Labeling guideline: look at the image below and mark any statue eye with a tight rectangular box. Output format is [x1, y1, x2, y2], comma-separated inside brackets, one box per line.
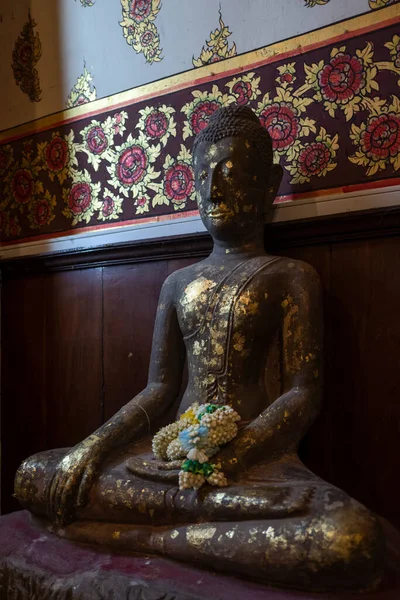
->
[198, 170, 208, 181]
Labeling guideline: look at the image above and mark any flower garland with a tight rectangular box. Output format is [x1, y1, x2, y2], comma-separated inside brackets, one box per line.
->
[152, 403, 240, 490]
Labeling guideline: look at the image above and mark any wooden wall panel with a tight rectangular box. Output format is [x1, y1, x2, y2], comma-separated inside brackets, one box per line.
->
[328, 238, 400, 525]
[167, 257, 199, 276]
[2, 276, 48, 514]
[103, 262, 168, 421]
[44, 269, 103, 450]
[1, 269, 103, 514]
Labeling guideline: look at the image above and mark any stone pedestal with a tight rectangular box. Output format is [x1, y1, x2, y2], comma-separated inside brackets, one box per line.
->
[0, 511, 399, 600]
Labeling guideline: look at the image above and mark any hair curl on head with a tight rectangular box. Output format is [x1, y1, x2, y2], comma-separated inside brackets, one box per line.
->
[193, 104, 273, 167]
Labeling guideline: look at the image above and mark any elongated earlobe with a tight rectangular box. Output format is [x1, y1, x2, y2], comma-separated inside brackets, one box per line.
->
[265, 163, 283, 210]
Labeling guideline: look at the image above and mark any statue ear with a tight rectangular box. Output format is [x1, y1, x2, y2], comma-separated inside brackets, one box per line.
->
[265, 164, 283, 209]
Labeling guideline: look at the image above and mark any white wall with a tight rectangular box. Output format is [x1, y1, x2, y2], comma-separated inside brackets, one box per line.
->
[0, 0, 382, 131]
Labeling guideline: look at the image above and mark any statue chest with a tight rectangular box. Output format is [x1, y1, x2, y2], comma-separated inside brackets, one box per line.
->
[177, 258, 282, 386]
[177, 278, 266, 341]
[177, 257, 281, 337]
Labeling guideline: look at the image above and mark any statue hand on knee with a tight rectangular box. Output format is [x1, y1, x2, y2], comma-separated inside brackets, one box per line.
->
[48, 437, 105, 525]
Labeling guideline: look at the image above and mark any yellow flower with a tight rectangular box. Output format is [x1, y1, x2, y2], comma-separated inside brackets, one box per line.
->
[180, 406, 198, 424]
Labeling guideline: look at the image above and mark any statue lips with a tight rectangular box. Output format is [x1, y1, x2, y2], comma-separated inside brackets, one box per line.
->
[206, 209, 235, 219]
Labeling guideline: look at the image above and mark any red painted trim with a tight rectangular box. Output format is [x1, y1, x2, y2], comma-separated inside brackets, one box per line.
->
[0, 210, 200, 247]
[1, 14, 398, 144]
[275, 177, 400, 203]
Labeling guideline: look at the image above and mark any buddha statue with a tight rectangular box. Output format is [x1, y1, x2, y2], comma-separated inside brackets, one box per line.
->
[15, 105, 386, 592]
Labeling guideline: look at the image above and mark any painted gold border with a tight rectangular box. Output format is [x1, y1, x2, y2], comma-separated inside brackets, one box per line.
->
[1, 5, 399, 143]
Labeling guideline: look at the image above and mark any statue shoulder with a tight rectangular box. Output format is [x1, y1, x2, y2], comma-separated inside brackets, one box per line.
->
[272, 256, 321, 291]
[270, 256, 317, 276]
[160, 262, 204, 298]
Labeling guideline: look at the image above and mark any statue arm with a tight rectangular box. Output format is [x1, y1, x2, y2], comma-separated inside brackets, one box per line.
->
[49, 273, 186, 523]
[217, 262, 323, 475]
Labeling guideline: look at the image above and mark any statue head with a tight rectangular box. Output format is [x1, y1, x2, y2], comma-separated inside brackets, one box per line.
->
[193, 104, 282, 241]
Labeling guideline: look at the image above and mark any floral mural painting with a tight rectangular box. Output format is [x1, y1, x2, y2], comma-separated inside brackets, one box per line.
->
[136, 105, 177, 147]
[120, 0, 162, 64]
[1, 15, 400, 243]
[37, 132, 78, 186]
[107, 131, 161, 212]
[225, 72, 261, 105]
[300, 44, 379, 121]
[350, 96, 400, 176]
[77, 0, 95, 6]
[181, 85, 233, 139]
[11, 13, 42, 102]
[62, 170, 101, 225]
[66, 66, 97, 108]
[151, 145, 195, 211]
[193, 10, 237, 67]
[251, 37, 400, 185]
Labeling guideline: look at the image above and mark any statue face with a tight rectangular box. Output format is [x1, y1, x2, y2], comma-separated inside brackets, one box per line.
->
[193, 137, 270, 240]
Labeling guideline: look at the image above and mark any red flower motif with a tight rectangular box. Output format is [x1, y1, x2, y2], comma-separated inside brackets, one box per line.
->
[297, 143, 331, 178]
[16, 41, 34, 66]
[12, 169, 34, 204]
[102, 196, 114, 217]
[209, 53, 223, 64]
[395, 42, 400, 69]
[144, 46, 158, 61]
[164, 162, 194, 203]
[361, 112, 400, 161]
[145, 110, 168, 139]
[140, 29, 155, 47]
[259, 103, 299, 151]
[86, 126, 108, 155]
[68, 182, 92, 214]
[129, 0, 151, 23]
[9, 216, 21, 237]
[280, 73, 294, 84]
[32, 199, 51, 227]
[75, 94, 90, 106]
[232, 81, 252, 105]
[318, 53, 365, 104]
[136, 197, 147, 207]
[22, 140, 34, 157]
[46, 136, 68, 173]
[191, 101, 220, 135]
[117, 146, 147, 186]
